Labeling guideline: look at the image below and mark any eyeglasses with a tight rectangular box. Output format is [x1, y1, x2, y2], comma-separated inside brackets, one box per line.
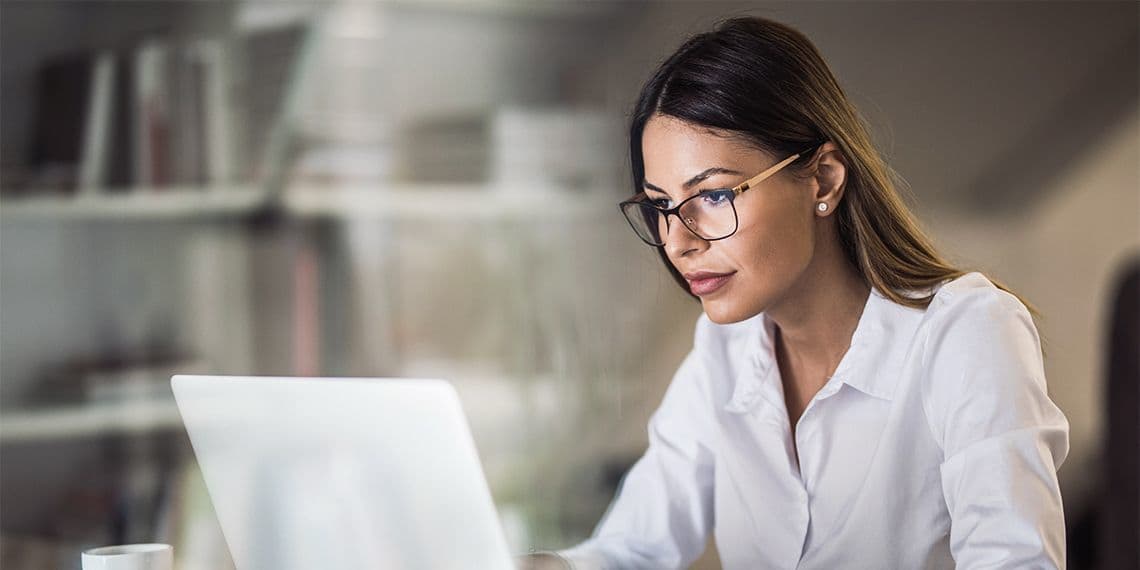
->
[619, 143, 822, 247]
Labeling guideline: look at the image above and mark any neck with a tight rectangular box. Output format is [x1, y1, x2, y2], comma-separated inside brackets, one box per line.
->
[766, 239, 871, 377]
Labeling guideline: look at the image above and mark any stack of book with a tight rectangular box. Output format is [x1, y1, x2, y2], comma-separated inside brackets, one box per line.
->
[23, 36, 244, 196]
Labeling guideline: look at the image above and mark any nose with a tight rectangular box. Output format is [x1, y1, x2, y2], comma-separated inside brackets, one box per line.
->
[662, 212, 706, 259]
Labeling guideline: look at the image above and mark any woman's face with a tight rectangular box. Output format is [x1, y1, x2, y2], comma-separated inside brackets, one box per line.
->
[640, 114, 819, 324]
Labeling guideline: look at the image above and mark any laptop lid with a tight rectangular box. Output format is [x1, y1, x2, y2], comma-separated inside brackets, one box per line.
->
[171, 375, 515, 570]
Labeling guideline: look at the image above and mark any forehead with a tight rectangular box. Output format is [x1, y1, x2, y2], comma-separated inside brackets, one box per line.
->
[641, 116, 760, 181]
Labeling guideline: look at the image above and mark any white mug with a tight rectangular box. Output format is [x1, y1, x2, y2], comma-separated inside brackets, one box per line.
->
[81, 543, 173, 570]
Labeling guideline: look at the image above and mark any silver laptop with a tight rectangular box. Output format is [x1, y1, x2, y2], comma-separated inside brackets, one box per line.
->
[171, 375, 516, 570]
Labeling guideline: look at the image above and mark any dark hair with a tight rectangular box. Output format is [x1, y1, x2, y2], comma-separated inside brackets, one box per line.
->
[628, 16, 1040, 321]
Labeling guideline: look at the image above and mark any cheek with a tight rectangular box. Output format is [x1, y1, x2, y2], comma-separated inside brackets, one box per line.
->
[728, 209, 810, 275]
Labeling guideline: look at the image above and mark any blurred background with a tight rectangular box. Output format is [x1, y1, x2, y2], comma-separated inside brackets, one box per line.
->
[0, 1, 1136, 569]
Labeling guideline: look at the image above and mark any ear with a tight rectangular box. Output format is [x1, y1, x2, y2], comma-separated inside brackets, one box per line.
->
[810, 141, 847, 216]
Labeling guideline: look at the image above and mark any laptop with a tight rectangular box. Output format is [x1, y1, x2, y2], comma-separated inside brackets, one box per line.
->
[171, 375, 516, 570]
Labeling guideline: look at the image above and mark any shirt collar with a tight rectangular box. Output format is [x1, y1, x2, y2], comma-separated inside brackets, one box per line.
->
[724, 285, 902, 414]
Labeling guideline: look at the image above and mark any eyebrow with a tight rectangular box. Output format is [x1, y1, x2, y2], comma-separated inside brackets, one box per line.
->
[643, 167, 744, 196]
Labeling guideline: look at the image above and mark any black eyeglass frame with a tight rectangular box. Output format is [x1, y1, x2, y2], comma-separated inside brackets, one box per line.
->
[619, 141, 826, 247]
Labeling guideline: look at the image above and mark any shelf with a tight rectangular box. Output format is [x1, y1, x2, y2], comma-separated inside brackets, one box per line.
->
[0, 187, 270, 222]
[0, 184, 626, 222]
[0, 399, 183, 443]
[283, 184, 622, 221]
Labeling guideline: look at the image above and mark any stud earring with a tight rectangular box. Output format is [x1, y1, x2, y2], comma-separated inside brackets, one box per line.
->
[817, 202, 829, 212]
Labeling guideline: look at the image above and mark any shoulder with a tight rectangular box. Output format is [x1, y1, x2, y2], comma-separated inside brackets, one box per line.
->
[918, 272, 1054, 451]
[924, 271, 1030, 323]
[920, 271, 1042, 373]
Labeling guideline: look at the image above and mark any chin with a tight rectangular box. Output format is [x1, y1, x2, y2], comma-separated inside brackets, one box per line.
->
[700, 300, 758, 325]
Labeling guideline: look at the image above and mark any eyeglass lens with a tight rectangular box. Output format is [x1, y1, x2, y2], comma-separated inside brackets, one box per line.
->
[623, 190, 737, 245]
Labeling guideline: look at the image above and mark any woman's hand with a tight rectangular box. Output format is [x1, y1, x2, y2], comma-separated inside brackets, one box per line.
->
[515, 552, 572, 569]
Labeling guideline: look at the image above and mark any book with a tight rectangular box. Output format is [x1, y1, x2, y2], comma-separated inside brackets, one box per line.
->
[77, 51, 116, 195]
[133, 40, 173, 189]
[171, 41, 209, 186]
[28, 52, 94, 193]
[105, 47, 136, 191]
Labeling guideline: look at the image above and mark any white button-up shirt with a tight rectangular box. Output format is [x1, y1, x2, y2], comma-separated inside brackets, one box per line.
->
[558, 272, 1069, 569]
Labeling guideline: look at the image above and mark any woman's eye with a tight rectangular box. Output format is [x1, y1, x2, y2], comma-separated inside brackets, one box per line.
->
[651, 198, 671, 209]
[700, 190, 732, 206]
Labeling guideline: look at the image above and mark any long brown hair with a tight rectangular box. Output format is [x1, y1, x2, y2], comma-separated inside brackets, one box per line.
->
[628, 15, 1042, 323]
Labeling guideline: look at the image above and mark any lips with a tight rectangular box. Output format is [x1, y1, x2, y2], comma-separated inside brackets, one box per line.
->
[683, 271, 736, 296]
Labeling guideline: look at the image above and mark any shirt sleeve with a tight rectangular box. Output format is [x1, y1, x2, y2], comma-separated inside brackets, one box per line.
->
[556, 316, 717, 569]
[923, 289, 1070, 569]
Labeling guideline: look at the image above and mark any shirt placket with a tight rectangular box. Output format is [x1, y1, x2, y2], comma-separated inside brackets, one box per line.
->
[790, 375, 846, 565]
[751, 352, 823, 570]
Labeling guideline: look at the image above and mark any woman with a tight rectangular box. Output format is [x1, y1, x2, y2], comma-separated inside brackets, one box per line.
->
[523, 15, 1068, 570]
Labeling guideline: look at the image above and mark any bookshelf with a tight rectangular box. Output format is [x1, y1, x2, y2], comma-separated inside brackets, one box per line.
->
[1, 2, 634, 565]
[0, 4, 311, 566]
[0, 3, 316, 221]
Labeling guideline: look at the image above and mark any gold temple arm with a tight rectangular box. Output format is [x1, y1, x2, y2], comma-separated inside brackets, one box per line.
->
[732, 151, 804, 195]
